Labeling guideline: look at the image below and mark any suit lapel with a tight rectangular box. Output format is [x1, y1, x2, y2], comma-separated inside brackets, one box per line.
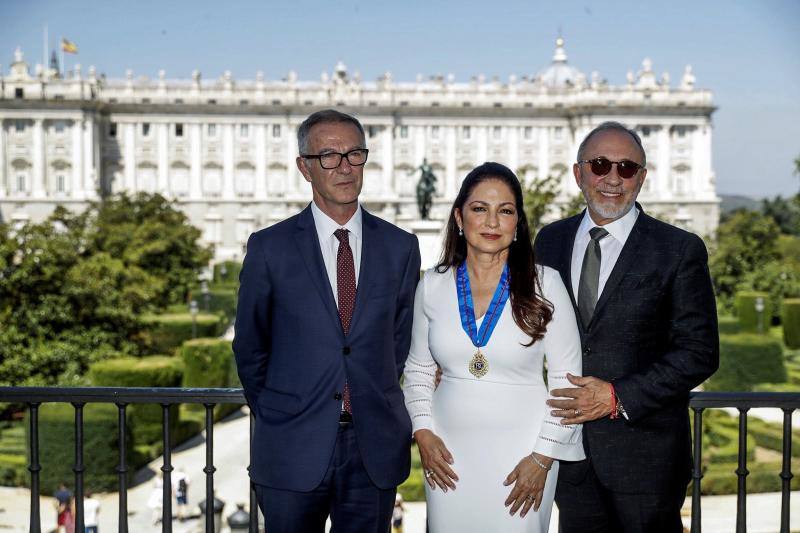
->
[591, 210, 650, 323]
[348, 208, 377, 336]
[559, 215, 582, 308]
[293, 206, 342, 331]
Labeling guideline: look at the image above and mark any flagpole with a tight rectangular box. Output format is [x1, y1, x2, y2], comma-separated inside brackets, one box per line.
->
[43, 24, 48, 73]
[60, 36, 65, 77]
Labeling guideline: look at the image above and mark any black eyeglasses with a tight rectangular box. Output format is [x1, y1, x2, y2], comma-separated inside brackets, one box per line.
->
[301, 149, 369, 170]
[578, 157, 644, 179]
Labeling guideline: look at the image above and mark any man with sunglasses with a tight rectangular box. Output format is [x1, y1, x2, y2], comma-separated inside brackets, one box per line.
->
[534, 122, 718, 532]
[234, 109, 421, 532]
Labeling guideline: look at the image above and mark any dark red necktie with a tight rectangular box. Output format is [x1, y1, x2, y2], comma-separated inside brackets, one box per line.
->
[334, 229, 355, 414]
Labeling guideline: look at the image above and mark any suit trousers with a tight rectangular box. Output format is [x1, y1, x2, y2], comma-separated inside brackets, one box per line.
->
[255, 423, 396, 533]
[555, 459, 686, 533]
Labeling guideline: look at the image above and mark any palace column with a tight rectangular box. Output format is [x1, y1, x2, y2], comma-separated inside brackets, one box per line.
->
[189, 123, 202, 199]
[657, 125, 671, 197]
[32, 118, 46, 197]
[0, 120, 6, 197]
[255, 123, 267, 199]
[124, 122, 136, 192]
[445, 125, 456, 196]
[222, 123, 235, 199]
[158, 122, 169, 196]
[381, 124, 393, 196]
[72, 118, 85, 198]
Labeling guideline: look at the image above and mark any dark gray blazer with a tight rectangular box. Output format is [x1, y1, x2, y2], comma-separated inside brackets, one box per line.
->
[534, 206, 719, 495]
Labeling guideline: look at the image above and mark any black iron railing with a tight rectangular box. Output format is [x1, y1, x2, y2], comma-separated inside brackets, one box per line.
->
[0, 388, 797, 533]
[0, 387, 251, 533]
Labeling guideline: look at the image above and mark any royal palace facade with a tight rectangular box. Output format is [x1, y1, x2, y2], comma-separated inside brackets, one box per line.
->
[0, 39, 718, 266]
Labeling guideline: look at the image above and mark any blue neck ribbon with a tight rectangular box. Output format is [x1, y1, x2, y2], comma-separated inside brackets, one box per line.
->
[456, 262, 511, 348]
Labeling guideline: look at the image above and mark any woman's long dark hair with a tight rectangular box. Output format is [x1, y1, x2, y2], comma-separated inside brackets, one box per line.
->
[435, 162, 553, 345]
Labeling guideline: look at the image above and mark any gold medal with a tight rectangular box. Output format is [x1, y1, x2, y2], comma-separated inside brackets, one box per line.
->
[469, 349, 489, 378]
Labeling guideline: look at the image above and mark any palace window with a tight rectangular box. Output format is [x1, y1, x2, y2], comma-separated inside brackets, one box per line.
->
[462, 126, 471, 140]
[240, 124, 249, 138]
[54, 121, 66, 134]
[431, 126, 440, 139]
[175, 123, 184, 137]
[14, 120, 26, 132]
[207, 124, 217, 137]
[142, 123, 151, 137]
[56, 175, 66, 193]
[15, 88, 24, 99]
[640, 126, 651, 137]
[16, 174, 26, 192]
[367, 126, 378, 138]
[524, 126, 533, 140]
[493, 126, 502, 140]
[399, 126, 409, 139]
[554, 127, 564, 140]
[272, 124, 281, 138]
[108, 123, 117, 138]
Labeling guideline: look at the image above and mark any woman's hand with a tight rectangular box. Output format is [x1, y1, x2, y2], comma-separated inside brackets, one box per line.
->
[503, 453, 553, 517]
[414, 429, 458, 492]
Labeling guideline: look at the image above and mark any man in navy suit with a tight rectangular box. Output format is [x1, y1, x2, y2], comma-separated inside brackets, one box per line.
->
[535, 122, 718, 532]
[233, 109, 421, 532]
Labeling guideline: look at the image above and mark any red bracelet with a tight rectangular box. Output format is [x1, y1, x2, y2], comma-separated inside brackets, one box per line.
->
[609, 383, 618, 419]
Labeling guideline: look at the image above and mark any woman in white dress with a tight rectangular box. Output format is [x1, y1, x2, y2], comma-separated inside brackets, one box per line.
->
[403, 162, 584, 532]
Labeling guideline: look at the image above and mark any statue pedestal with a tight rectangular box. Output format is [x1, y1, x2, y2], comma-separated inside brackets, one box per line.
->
[408, 219, 446, 270]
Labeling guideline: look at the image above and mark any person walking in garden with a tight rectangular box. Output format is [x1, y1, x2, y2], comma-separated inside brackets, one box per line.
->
[234, 109, 420, 533]
[535, 121, 719, 532]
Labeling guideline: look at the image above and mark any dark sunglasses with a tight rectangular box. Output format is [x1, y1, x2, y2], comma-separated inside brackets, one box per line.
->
[578, 157, 644, 179]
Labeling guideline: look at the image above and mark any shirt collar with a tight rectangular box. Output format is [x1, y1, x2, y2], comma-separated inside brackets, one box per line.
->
[577, 205, 639, 243]
[311, 201, 363, 240]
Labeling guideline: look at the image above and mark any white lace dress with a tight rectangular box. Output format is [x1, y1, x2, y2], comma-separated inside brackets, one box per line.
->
[403, 266, 585, 532]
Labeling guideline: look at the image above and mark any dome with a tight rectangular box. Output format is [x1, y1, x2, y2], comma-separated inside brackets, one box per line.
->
[536, 37, 585, 89]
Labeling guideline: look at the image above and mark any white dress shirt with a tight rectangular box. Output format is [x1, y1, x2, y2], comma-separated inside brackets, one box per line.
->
[311, 201, 362, 305]
[570, 206, 640, 300]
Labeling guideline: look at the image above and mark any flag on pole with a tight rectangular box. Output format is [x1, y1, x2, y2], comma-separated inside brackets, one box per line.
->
[61, 38, 78, 54]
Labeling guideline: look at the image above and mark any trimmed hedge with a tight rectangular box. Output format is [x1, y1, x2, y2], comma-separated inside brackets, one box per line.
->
[206, 287, 238, 322]
[399, 444, 426, 501]
[179, 338, 239, 419]
[213, 261, 242, 286]
[29, 403, 132, 493]
[704, 334, 786, 392]
[717, 316, 741, 335]
[699, 460, 800, 495]
[735, 291, 772, 333]
[783, 298, 800, 348]
[141, 313, 226, 355]
[89, 356, 184, 444]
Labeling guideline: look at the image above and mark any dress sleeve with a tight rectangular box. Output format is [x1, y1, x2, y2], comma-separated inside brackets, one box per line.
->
[402, 271, 438, 433]
[532, 267, 586, 461]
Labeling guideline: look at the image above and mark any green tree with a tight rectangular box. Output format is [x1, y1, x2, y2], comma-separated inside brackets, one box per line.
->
[560, 192, 586, 218]
[709, 210, 781, 312]
[85, 193, 212, 307]
[0, 193, 212, 386]
[522, 174, 560, 237]
[761, 195, 800, 236]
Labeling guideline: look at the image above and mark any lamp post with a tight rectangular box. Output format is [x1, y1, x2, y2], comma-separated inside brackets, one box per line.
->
[190, 300, 198, 339]
[755, 296, 765, 334]
[201, 280, 210, 312]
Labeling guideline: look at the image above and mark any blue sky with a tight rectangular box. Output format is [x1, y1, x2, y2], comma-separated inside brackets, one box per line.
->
[2, 0, 798, 198]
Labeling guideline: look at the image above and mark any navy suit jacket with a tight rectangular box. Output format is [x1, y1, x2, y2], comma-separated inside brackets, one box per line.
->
[233, 205, 421, 491]
[534, 207, 719, 495]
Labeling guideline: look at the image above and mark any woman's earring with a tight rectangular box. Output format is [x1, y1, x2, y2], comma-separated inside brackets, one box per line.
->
[513, 230, 518, 242]
[458, 227, 463, 236]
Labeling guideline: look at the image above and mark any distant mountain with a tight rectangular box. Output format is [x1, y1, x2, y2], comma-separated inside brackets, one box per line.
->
[719, 194, 760, 214]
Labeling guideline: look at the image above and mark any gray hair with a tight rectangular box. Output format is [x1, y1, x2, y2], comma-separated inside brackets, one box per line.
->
[297, 109, 366, 155]
[576, 121, 646, 166]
